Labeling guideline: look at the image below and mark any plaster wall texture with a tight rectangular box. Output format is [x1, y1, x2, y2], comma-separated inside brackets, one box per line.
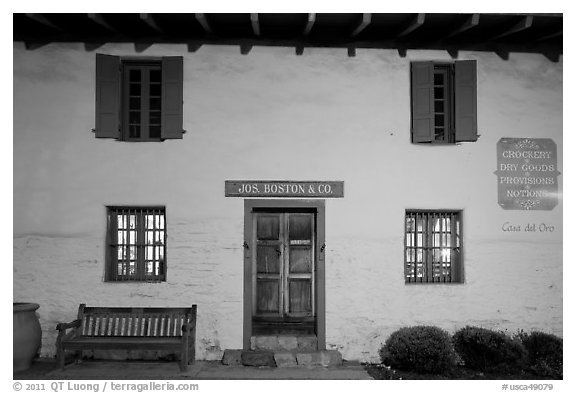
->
[13, 43, 562, 361]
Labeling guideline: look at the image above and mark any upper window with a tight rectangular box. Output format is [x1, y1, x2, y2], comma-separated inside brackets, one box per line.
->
[410, 60, 478, 144]
[95, 54, 184, 141]
[106, 206, 167, 282]
[404, 210, 463, 283]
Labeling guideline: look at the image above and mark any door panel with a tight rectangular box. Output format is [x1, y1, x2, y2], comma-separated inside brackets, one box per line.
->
[254, 211, 315, 320]
[256, 245, 281, 273]
[257, 215, 280, 240]
[289, 279, 312, 313]
[289, 247, 312, 273]
[256, 280, 280, 313]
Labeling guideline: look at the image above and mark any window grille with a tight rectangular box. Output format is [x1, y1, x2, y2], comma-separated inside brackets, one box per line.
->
[405, 210, 462, 283]
[106, 206, 166, 282]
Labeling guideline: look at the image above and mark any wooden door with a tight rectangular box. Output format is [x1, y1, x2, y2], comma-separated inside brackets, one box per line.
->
[253, 212, 315, 320]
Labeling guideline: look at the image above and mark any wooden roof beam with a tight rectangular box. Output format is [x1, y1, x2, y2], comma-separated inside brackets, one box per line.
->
[251, 13, 260, 37]
[492, 15, 533, 40]
[535, 29, 562, 42]
[25, 14, 64, 32]
[195, 13, 213, 35]
[303, 13, 316, 36]
[351, 13, 371, 37]
[397, 13, 425, 37]
[445, 14, 480, 39]
[88, 14, 118, 33]
[140, 14, 164, 34]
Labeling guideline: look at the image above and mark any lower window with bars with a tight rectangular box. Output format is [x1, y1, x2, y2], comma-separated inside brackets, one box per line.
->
[106, 206, 167, 282]
[405, 210, 463, 283]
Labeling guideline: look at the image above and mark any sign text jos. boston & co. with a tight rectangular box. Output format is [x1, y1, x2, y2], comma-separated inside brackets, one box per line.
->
[494, 138, 560, 210]
[225, 181, 344, 198]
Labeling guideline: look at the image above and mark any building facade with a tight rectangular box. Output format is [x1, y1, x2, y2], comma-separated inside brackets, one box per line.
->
[13, 14, 562, 362]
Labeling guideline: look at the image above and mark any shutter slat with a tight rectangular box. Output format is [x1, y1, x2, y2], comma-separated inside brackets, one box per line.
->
[161, 56, 184, 139]
[95, 54, 121, 139]
[454, 60, 478, 142]
[411, 62, 434, 143]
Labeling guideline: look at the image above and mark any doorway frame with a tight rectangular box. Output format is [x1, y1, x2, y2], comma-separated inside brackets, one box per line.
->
[243, 199, 326, 350]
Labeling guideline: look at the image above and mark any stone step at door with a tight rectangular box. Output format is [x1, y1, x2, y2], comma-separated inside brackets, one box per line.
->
[221, 349, 343, 368]
[250, 335, 318, 351]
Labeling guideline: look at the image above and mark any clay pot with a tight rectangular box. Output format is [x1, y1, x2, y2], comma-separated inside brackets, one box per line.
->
[13, 303, 42, 372]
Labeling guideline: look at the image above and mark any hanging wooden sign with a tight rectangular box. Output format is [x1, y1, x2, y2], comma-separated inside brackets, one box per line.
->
[225, 180, 344, 198]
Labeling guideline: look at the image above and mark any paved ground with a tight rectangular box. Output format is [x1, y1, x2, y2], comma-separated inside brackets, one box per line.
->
[14, 359, 373, 380]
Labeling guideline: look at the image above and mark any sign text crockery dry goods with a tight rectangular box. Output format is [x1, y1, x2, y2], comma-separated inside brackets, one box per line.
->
[225, 181, 344, 198]
[494, 138, 560, 210]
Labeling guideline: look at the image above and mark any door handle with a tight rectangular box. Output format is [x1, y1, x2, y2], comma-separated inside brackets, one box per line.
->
[275, 248, 282, 256]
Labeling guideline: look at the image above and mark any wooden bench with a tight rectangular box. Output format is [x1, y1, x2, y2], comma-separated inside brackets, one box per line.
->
[56, 304, 197, 371]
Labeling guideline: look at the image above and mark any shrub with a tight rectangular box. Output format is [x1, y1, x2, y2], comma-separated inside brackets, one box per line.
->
[379, 326, 457, 374]
[518, 331, 563, 379]
[453, 326, 527, 372]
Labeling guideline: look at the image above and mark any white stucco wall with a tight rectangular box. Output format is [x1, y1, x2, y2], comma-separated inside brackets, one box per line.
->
[13, 42, 562, 361]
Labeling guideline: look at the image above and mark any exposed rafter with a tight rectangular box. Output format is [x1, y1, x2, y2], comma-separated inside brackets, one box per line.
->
[303, 13, 316, 36]
[140, 14, 163, 34]
[13, 13, 562, 62]
[351, 13, 371, 37]
[445, 14, 480, 39]
[25, 14, 63, 32]
[492, 15, 533, 40]
[535, 29, 562, 42]
[195, 13, 213, 35]
[251, 13, 260, 37]
[88, 14, 118, 33]
[397, 13, 425, 37]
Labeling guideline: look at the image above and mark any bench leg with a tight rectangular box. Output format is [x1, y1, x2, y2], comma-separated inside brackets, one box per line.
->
[57, 348, 65, 370]
[180, 350, 188, 372]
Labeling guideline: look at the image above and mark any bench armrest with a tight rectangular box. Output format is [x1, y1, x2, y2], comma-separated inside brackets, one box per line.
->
[56, 319, 81, 332]
[181, 322, 196, 334]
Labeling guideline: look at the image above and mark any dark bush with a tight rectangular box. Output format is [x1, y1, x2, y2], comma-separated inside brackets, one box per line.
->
[379, 326, 457, 374]
[453, 326, 527, 372]
[518, 331, 562, 379]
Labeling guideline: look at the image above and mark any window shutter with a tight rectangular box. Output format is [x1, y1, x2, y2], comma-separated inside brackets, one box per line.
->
[454, 60, 478, 142]
[105, 209, 118, 281]
[95, 54, 121, 139]
[161, 56, 184, 139]
[410, 62, 434, 143]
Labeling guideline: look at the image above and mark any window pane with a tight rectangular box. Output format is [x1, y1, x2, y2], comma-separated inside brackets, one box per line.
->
[149, 111, 161, 125]
[150, 69, 161, 83]
[434, 87, 444, 99]
[130, 83, 141, 96]
[434, 100, 444, 113]
[150, 83, 161, 96]
[129, 125, 140, 138]
[435, 114, 444, 127]
[435, 128, 445, 140]
[129, 69, 141, 82]
[129, 97, 141, 110]
[129, 111, 140, 124]
[150, 97, 161, 111]
[129, 230, 137, 244]
[149, 126, 161, 139]
[434, 73, 444, 86]
[117, 215, 125, 229]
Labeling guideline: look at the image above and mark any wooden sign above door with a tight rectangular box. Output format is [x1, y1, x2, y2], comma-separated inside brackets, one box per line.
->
[225, 181, 344, 198]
